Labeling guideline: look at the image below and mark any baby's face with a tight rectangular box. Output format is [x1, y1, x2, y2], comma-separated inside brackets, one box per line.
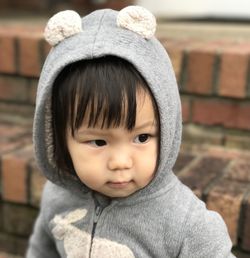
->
[66, 91, 158, 198]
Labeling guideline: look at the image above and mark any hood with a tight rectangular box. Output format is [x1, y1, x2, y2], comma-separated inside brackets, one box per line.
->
[33, 6, 182, 201]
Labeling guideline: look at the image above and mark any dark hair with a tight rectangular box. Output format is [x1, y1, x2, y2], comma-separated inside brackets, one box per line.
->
[52, 55, 159, 175]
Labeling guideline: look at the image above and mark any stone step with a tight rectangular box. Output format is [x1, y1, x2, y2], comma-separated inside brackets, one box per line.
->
[0, 15, 250, 257]
[0, 121, 250, 255]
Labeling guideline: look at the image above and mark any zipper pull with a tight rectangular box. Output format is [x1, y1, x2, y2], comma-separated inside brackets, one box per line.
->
[94, 206, 102, 224]
[90, 206, 102, 258]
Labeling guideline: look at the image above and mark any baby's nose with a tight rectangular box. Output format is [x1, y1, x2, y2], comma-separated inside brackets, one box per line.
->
[107, 149, 133, 171]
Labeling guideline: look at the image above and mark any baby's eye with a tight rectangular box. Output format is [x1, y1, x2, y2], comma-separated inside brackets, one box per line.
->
[134, 134, 150, 144]
[88, 139, 107, 147]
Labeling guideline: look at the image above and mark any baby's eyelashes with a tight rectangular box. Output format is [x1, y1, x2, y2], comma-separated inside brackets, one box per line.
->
[87, 139, 107, 147]
[77, 129, 158, 148]
[133, 134, 151, 144]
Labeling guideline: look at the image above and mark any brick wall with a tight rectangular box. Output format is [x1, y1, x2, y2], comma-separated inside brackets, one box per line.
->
[163, 38, 250, 151]
[0, 24, 250, 256]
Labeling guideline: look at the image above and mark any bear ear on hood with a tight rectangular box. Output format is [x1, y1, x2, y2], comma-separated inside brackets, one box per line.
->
[117, 6, 156, 39]
[44, 6, 157, 47]
[44, 10, 83, 46]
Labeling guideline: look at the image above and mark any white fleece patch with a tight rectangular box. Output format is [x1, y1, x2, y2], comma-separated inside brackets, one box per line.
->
[117, 6, 156, 39]
[52, 209, 91, 256]
[51, 209, 135, 257]
[91, 237, 135, 258]
[44, 10, 83, 46]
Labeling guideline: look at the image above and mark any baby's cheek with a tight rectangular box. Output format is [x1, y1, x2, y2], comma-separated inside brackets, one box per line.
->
[79, 168, 105, 188]
[135, 162, 155, 186]
[145, 151, 158, 175]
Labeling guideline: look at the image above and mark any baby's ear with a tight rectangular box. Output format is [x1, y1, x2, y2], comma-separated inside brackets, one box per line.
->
[117, 6, 156, 39]
[44, 10, 83, 46]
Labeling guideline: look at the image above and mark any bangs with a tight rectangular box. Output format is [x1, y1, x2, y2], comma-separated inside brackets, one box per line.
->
[59, 56, 150, 135]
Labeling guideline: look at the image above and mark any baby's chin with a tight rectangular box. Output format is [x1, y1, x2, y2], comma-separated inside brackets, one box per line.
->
[101, 188, 139, 199]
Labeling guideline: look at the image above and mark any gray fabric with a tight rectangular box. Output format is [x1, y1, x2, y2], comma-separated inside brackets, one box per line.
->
[27, 8, 235, 258]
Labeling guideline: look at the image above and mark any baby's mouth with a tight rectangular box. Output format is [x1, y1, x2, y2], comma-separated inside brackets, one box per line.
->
[107, 181, 132, 189]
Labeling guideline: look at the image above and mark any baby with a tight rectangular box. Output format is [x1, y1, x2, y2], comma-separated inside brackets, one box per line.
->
[26, 6, 235, 258]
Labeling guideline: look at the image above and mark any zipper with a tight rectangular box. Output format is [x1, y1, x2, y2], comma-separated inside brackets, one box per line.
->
[93, 205, 102, 233]
[89, 205, 103, 257]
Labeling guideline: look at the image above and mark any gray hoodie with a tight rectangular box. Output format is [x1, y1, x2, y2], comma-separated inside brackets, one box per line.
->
[26, 6, 235, 258]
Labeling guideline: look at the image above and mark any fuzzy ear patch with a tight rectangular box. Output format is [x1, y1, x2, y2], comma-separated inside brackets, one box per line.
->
[117, 6, 156, 39]
[44, 10, 83, 46]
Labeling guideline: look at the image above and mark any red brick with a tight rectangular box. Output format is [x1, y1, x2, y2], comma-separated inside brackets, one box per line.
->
[178, 155, 230, 198]
[181, 97, 191, 122]
[185, 49, 216, 94]
[206, 146, 250, 160]
[0, 35, 16, 74]
[0, 124, 29, 140]
[0, 75, 29, 102]
[0, 141, 26, 157]
[1, 145, 33, 203]
[218, 44, 250, 98]
[29, 161, 46, 207]
[42, 39, 51, 61]
[242, 193, 250, 251]
[0, 102, 35, 121]
[2, 203, 38, 237]
[0, 232, 27, 256]
[236, 103, 250, 130]
[0, 24, 43, 39]
[0, 124, 31, 156]
[18, 35, 41, 77]
[192, 99, 250, 130]
[27, 79, 38, 105]
[206, 179, 249, 245]
[161, 39, 211, 88]
[0, 131, 32, 157]
[225, 160, 250, 182]
[192, 99, 236, 127]
[166, 45, 184, 82]
[173, 152, 195, 174]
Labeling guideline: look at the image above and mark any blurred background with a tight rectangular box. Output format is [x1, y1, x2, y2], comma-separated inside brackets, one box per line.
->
[0, 1, 250, 258]
[2, 0, 250, 18]
[138, 0, 250, 20]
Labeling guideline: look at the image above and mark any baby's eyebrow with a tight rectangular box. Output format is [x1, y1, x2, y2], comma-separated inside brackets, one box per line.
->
[76, 128, 108, 136]
[134, 121, 157, 131]
[75, 121, 157, 137]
